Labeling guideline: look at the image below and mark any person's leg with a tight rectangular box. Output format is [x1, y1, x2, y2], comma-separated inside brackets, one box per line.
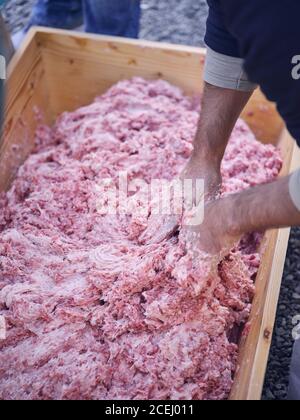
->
[12, 0, 83, 49]
[288, 339, 300, 400]
[83, 0, 141, 38]
[27, 0, 83, 30]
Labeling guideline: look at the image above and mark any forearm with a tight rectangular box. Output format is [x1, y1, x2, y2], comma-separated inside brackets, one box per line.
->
[192, 82, 252, 169]
[224, 175, 300, 236]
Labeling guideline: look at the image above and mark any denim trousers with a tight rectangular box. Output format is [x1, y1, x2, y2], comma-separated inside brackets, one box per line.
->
[29, 0, 141, 38]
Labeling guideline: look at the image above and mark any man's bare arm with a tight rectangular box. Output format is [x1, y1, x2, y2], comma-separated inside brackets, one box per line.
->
[182, 82, 253, 204]
[140, 83, 253, 244]
[194, 175, 300, 255]
[191, 82, 252, 172]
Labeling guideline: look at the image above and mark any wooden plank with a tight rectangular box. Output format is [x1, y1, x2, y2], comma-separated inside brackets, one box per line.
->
[247, 141, 300, 399]
[230, 132, 300, 400]
[0, 28, 52, 191]
[241, 91, 284, 145]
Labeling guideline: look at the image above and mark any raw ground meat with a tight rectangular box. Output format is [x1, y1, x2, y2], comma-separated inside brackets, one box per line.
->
[0, 78, 282, 400]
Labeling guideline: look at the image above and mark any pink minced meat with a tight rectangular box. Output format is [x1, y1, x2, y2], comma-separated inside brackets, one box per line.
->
[0, 78, 282, 400]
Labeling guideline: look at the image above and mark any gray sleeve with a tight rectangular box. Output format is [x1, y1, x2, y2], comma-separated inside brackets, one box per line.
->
[204, 46, 257, 92]
[289, 169, 300, 212]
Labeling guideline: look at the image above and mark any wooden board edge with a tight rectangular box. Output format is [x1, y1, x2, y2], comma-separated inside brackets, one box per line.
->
[246, 227, 291, 400]
[0, 28, 38, 152]
[1, 28, 53, 192]
[246, 138, 300, 400]
[230, 133, 299, 400]
[33, 26, 208, 56]
[7, 27, 40, 78]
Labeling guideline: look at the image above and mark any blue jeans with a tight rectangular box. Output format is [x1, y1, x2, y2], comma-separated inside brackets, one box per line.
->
[29, 0, 141, 38]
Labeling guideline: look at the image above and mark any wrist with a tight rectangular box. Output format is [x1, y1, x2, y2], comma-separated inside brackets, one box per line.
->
[222, 194, 245, 237]
[192, 129, 226, 169]
[190, 147, 222, 171]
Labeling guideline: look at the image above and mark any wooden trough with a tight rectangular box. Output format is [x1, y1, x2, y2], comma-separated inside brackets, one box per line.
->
[1, 28, 300, 400]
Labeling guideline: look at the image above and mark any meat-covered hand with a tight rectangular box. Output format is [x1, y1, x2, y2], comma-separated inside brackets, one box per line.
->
[139, 82, 254, 247]
[181, 155, 222, 201]
[139, 157, 222, 245]
[183, 197, 241, 256]
[138, 211, 180, 245]
[187, 175, 300, 255]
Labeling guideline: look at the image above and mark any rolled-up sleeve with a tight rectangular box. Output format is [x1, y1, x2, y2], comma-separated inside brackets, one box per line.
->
[289, 170, 300, 212]
[204, 47, 257, 92]
[204, 1, 257, 92]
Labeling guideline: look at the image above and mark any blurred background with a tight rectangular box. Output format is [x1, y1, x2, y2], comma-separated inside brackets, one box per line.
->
[2, 0, 208, 46]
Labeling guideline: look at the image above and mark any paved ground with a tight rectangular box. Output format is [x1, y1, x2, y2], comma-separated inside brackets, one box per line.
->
[2, 0, 300, 401]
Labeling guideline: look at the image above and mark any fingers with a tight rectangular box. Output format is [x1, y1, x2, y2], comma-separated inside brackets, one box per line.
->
[139, 215, 179, 245]
[138, 215, 159, 244]
[148, 218, 179, 244]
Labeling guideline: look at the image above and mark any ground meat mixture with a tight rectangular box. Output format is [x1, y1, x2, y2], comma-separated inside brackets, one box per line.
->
[0, 78, 282, 400]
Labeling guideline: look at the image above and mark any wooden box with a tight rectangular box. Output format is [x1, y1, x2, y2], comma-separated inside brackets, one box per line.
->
[1, 28, 300, 400]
